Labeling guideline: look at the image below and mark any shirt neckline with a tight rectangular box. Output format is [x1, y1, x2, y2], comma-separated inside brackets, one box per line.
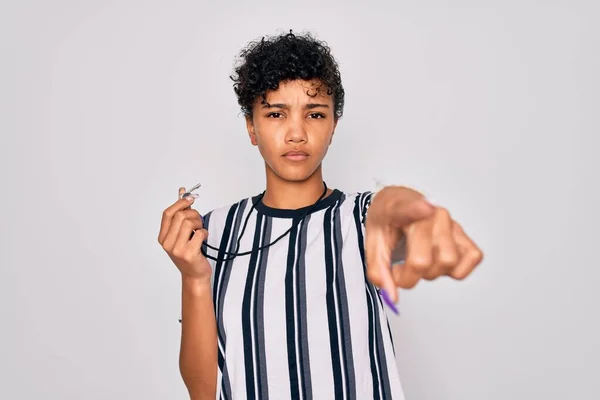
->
[252, 188, 343, 218]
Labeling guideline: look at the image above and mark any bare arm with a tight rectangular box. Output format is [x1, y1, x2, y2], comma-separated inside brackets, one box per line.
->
[179, 277, 218, 400]
[158, 187, 218, 399]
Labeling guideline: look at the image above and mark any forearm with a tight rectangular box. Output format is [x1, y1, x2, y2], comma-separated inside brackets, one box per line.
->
[179, 277, 217, 400]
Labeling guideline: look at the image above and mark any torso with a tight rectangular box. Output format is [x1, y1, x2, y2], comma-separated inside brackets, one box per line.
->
[202, 189, 405, 400]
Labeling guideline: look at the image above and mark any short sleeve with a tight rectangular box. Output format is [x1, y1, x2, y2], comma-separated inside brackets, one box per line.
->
[358, 190, 406, 264]
[359, 191, 374, 226]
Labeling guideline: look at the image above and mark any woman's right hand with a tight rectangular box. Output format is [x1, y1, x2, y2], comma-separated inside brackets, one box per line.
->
[158, 187, 212, 282]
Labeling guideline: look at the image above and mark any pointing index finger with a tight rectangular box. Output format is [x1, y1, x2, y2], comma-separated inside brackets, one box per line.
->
[390, 197, 436, 229]
[372, 186, 435, 229]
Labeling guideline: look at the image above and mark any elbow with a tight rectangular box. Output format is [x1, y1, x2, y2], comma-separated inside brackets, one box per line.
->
[188, 390, 216, 400]
[179, 365, 216, 400]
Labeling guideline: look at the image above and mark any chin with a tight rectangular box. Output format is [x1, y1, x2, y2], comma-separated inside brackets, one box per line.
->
[277, 171, 313, 182]
[269, 163, 320, 183]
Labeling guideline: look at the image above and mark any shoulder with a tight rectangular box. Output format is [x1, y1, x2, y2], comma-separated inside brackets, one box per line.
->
[338, 190, 375, 224]
[340, 189, 375, 206]
[201, 195, 255, 233]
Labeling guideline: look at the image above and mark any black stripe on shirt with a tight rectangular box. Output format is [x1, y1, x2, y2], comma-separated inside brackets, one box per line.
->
[254, 216, 272, 399]
[324, 204, 343, 398]
[353, 192, 393, 399]
[332, 194, 357, 400]
[285, 217, 301, 398]
[214, 199, 248, 399]
[297, 215, 313, 400]
[324, 196, 359, 400]
[242, 212, 265, 400]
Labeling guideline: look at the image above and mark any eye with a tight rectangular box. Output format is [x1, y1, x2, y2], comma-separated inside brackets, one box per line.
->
[309, 113, 326, 119]
[267, 112, 283, 118]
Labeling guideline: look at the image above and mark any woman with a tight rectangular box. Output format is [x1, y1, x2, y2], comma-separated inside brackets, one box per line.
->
[158, 31, 483, 400]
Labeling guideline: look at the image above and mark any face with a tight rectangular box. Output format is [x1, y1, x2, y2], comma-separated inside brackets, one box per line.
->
[246, 79, 337, 183]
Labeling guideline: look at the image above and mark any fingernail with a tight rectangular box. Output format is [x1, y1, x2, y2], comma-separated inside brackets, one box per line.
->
[183, 193, 199, 201]
[380, 289, 399, 315]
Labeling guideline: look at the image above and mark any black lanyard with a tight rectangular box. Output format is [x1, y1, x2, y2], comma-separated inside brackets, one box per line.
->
[201, 182, 329, 262]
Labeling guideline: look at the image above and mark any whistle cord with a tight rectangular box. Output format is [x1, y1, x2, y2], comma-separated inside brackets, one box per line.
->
[200, 182, 328, 262]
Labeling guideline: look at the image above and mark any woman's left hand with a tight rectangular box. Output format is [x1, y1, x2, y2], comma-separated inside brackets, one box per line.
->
[364, 186, 484, 309]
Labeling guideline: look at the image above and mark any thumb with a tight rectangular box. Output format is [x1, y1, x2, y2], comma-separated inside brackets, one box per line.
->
[365, 229, 400, 313]
[179, 187, 194, 210]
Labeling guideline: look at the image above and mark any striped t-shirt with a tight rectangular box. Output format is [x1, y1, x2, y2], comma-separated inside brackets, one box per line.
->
[196, 188, 405, 400]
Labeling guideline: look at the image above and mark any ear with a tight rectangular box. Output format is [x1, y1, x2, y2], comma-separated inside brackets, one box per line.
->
[246, 115, 258, 146]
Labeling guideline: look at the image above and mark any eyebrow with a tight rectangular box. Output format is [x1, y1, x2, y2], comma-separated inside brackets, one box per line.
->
[261, 103, 330, 110]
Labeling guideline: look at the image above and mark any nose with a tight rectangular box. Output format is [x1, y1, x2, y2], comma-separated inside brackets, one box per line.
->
[284, 115, 308, 143]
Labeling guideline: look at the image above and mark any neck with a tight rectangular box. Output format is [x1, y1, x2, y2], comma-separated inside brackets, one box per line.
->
[261, 165, 332, 209]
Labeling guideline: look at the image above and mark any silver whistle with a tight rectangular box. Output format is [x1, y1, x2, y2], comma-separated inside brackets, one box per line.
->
[181, 183, 201, 199]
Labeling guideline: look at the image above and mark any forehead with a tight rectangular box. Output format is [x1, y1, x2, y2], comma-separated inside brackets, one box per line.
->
[260, 79, 333, 104]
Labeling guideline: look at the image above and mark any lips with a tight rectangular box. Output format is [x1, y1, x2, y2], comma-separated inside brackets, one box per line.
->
[283, 150, 308, 156]
[283, 150, 309, 161]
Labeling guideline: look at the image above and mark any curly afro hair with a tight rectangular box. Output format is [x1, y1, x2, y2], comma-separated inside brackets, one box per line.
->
[230, 30, 345, 120]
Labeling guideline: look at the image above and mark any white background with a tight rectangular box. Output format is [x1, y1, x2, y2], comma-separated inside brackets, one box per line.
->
[1, 0, 598, 399]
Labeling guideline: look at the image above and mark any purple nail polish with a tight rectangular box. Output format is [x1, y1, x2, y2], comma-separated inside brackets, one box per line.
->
[380, 289, 399, 315]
